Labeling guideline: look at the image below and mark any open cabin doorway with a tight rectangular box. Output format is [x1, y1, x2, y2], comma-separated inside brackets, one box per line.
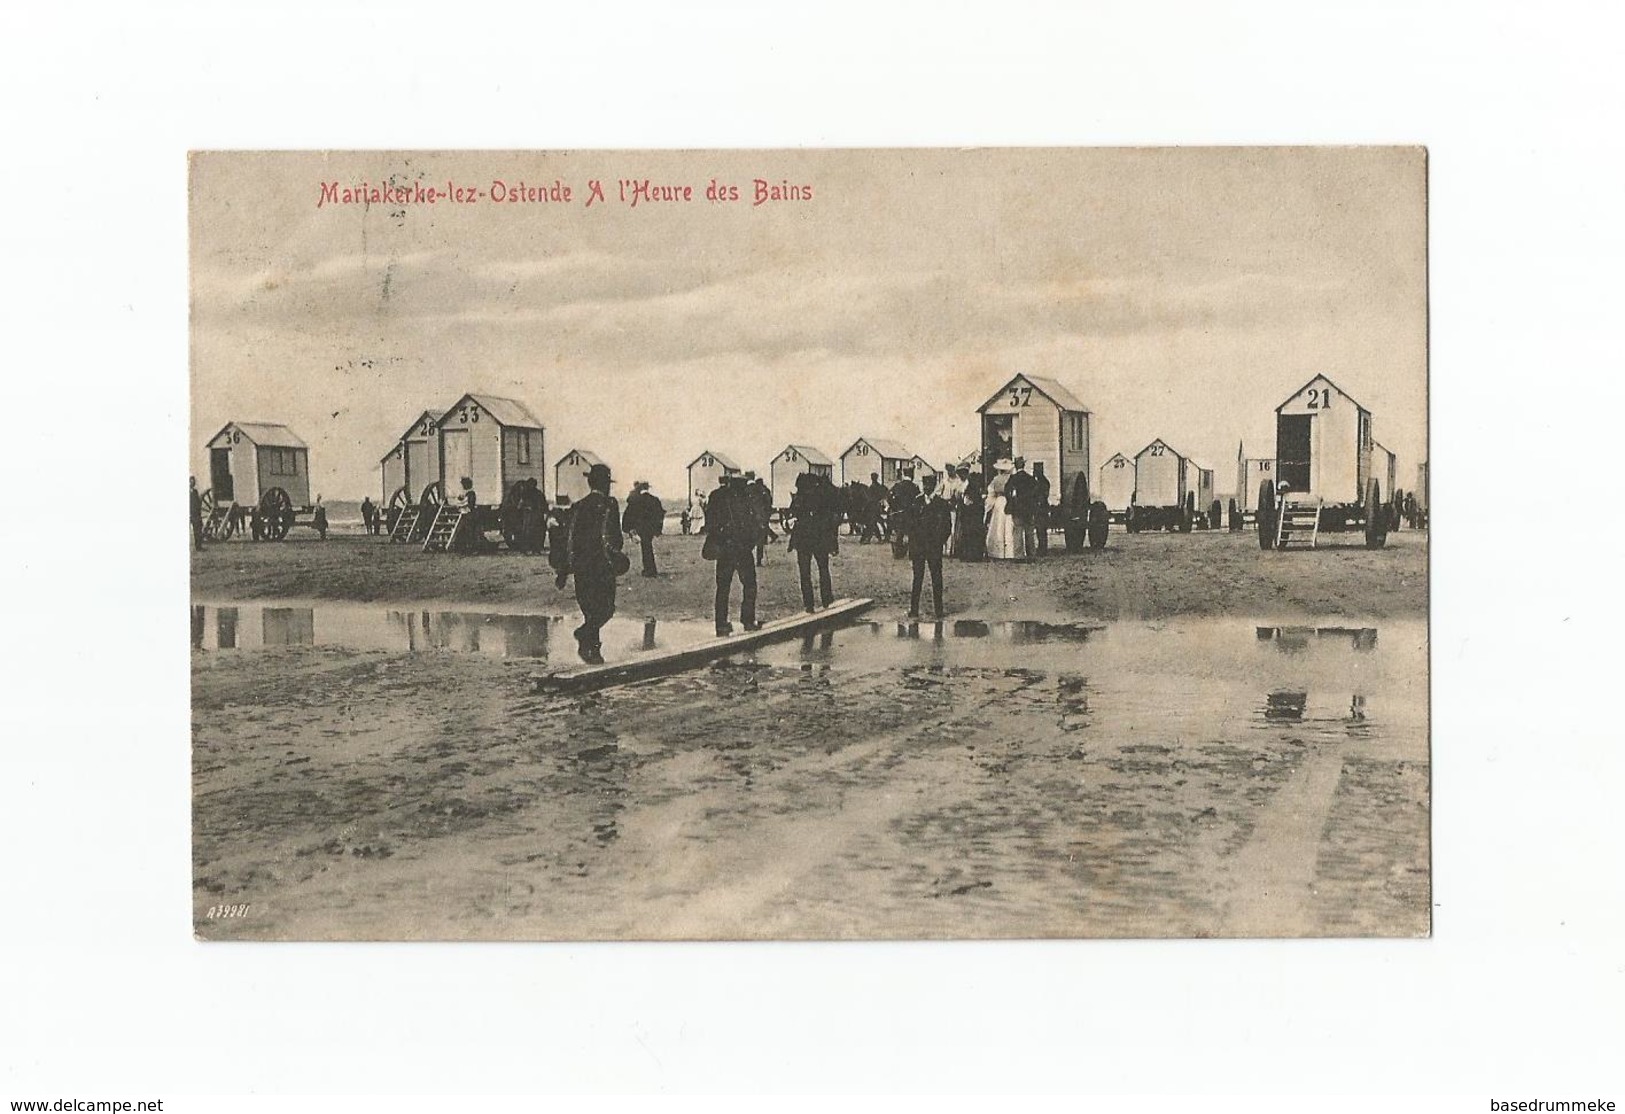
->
[210, 447, 233, 502]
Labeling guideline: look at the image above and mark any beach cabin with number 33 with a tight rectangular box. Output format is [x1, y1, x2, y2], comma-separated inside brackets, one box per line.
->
[206, 422, 310, 509]
[1274, 374, 1373, 505]
[434, 393, 546, 504]
[977, 373, 1092, 504]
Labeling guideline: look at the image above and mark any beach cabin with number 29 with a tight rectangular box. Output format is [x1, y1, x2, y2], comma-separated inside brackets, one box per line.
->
[688, 449, 742, 508]
[1275, 374, 1373, 505]
[977, 373, 1092, 504]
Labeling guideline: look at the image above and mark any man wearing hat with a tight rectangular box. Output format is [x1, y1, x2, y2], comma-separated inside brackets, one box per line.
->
[1006, 457, 1037, 560]
[622, 479, 665, 577]
[703, 473, 763, 635]
[555, 462, 627, 664]
[744, 471, 775, 567]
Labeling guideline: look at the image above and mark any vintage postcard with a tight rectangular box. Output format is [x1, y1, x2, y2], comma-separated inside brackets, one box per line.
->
[190, 148, 1428, 941]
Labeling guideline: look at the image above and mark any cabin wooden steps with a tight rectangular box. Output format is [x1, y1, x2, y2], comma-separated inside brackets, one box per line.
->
[1275, 497, 1323, 550]
[202, 504, 235, 541]
[389, 505, 421, 543]
[421, 505, 467, 552]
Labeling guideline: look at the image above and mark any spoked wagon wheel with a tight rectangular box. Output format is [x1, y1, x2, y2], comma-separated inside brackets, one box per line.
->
[386, 485, 410, 533]
[201, 488, 217, 519]
[1087, 500, 1110, 549]
[218, 506, 240, 540]
[259, 487, 294, 541]
[420, 481, 444, 511]
[1063, 473, 1090, 553]
[1256, 480, 1277, 551]
[1364, 478, 1389, 549]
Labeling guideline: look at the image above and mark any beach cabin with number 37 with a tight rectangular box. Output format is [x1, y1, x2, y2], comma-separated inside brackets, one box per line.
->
[976, 373, 1092, 504]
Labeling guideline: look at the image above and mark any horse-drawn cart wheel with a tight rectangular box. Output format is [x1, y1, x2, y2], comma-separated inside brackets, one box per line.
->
[1364, 478, 1389, 549]
[260, 487, 294, 541]
[1257, 480, 1277, 551]
[1063, 472, 1090, 553]
[201, 488, 217, 519]
[1087, 501, 1110, 549]
[420, 481, 445, 510]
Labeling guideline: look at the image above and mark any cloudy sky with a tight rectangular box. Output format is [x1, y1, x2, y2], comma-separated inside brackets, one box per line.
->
[190, 148, 1426, 502]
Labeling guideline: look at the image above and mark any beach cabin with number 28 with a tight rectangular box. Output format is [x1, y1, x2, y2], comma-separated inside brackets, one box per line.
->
[380, 410, 444, 508]
[976, 373, 1092, 504]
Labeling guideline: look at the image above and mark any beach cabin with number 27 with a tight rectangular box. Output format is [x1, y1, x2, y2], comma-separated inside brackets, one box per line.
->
[977, 373, 1092, 504]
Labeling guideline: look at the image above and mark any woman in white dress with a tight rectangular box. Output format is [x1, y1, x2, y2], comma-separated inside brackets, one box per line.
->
[984, 459, 1027, 560]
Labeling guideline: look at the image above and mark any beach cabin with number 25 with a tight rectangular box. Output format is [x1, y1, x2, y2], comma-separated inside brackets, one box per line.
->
[435, 393, 545, 504]
[977, 373, 1092, 504]
[1275, 374, 1373, 505]
[1098, 452, 1135, 512]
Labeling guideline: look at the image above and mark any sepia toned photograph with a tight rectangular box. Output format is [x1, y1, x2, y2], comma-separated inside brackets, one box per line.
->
[190, 147, 1428, 941]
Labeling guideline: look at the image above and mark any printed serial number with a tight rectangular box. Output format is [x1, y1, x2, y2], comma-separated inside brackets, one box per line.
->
[205, 903, 252, 919]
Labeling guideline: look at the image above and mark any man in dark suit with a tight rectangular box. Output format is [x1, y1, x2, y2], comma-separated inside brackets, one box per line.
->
[1030, 461, 1053, 556]
[189, 476, 205, 551]
[704, 474, 762, 635]
[1006, 457, 1037, 560]
[622, 480, 665, 576]
[907, 473, 954, 619]
[556, 463, 625, 663]
[888, 468, 921, 560]
[787, 472, 840, 613]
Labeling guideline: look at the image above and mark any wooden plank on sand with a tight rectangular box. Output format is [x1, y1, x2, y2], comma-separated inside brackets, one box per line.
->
[533, 597, 875, 692]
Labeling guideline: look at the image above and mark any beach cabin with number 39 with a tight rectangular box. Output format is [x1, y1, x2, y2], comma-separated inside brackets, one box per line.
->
[434, 393, 546, 504]
[1274, 374, 1373, 504]
[977, 373, 1092, 504]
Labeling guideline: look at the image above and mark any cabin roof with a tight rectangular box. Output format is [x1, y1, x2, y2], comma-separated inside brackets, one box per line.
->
[212, 422, 307, 449]
[378, 410, 445, 461]
[1103, 451, 1130, 465]
[1274, 373, 1367, 414]
[556, 449, 603, 468]
[689, 449, 744, 472]
[1134, 438, 1187, 462]
[843, 437, 913, 461]
[778, 444, 833, 467]
[977, 373, 1092, 414]
[446, 392, 545, 429]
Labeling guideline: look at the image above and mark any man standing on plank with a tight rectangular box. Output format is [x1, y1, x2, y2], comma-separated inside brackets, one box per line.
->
[556, 463, 626, 664]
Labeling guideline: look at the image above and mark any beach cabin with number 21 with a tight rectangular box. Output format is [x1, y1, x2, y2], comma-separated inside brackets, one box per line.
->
[977, 373, 1092, 504]
[1275, 374, 1373, 505]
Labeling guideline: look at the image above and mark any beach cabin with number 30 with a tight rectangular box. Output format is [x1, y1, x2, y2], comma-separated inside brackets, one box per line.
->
[206, 422, 310, 508]
[380, 410, 444, 507]
[688, 449, 742, 508]
[1098, 452, 1135, 512]
[768, 445, 833, 508]
[976, 373, 1092, 504]
[435, 393, 545, 504]
[840, 438, 915, 488]
[1274, 374, 1373, 505]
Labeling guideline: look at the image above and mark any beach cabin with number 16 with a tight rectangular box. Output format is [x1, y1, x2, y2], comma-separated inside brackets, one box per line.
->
[976, 373, 1092, 504]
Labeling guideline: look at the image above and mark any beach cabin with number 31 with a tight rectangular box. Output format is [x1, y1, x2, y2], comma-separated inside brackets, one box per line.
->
[976, 373, 1092, 504]
[1274, 374, 1373, 505]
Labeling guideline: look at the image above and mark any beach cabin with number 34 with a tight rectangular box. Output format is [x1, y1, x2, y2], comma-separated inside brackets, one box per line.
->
[976, 373, 1092, 505]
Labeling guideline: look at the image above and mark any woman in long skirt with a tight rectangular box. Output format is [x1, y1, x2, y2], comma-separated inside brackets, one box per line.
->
[985, 460, 1027, 561]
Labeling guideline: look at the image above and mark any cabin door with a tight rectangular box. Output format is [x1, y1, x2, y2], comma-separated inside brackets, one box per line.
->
[210, 448, 234, 502]
[982, 415, 1015, 477]
[442, 430, 472, 496]
[1277, 415, 1312, 493]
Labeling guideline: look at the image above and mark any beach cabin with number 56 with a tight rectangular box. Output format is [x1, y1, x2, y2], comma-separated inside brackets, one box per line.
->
[1098, 452, 1135, 512]
[976, 373, 1092, 505]
[768, 444, 833, 508]
[435, 393, 545, 504]
[1274, 374, 1373, 505]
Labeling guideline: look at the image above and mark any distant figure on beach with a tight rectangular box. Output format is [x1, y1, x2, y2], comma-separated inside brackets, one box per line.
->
[704, 474, 763, 635]
[249, 504, 264, 542]
[940, 463, 965, 558]
[622, 480, 665, 577]
[189, 476, 205, 552]
[907, 473, 954, 619]
[313, 496, 328, 540]
[555, 463, 625, 664]
[787, 472, 840, 613]
[958, 466, 986, 561]
[1030, 462, 1051, 556]
[888, 467, 920, 560]
[985, 459, 1028, 561]
[512, 478, 548, 553]
[864, 473, 888, 543]
[679, 506, 693, 535]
